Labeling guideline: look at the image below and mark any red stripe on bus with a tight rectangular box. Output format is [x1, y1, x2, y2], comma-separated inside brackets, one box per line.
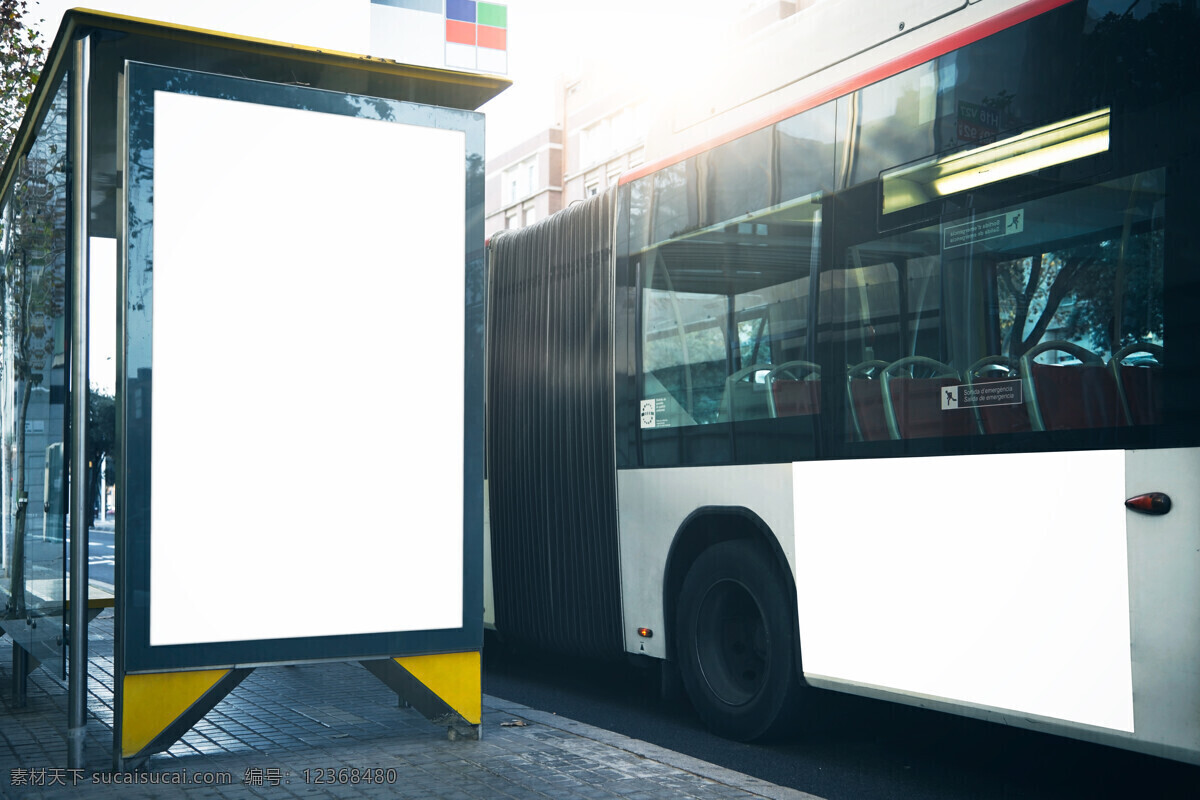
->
[619, 0, 1077, 186]
[446, 19, 476, 46]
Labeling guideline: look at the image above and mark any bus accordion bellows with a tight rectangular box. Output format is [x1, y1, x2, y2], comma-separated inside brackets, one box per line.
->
[485, 0, 1200, 764]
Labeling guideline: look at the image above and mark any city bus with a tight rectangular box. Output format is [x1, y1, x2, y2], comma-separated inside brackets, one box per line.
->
[485, 0, 1200, 764]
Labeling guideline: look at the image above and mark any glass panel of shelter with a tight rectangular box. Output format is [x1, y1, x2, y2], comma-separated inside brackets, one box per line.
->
[0, 75, 71, 675]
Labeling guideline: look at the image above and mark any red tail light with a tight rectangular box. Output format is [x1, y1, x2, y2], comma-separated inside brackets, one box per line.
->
[1125, 492, 1172, 515]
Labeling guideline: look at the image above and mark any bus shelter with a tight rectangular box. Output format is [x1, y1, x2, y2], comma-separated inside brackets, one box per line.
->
[0, 9, 506, 769]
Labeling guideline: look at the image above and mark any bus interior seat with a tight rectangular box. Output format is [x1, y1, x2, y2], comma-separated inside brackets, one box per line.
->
[717, 363, 773, 422]
[1110, 342, 1164, 426]
[846, 360, 889, 441]
[766, 360, 821, 418]
[1020, 340, 1122, 432]
[881, 356, 970, 440]
[966, 355, 1030, 435]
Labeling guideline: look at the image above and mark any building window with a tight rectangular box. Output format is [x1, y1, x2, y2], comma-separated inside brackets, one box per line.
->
[502, 157, 538, 204]
[580, 119, 610, 168]
[580, 103, 646, 168]
[611, 106, 636, 153]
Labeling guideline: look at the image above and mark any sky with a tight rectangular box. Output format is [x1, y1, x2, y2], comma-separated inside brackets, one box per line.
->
[29, 0, 750, 157]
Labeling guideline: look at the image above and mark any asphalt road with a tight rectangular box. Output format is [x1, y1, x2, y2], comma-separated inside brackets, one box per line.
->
[86, 522, 115, 587]
[481, 635, 1199, 800]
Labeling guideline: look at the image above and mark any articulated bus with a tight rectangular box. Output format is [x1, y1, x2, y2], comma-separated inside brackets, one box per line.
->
[485, 0, 1200, 763]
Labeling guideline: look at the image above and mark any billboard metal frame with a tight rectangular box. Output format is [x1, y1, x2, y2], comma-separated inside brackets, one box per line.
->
[117, 60, 487, 674]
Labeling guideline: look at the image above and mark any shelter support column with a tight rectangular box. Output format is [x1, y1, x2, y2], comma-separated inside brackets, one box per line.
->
[10, 644, 38, 707]
[115, 668, 253, 770]
[67, 32, 92, 771]
[362, 651, 481, 740]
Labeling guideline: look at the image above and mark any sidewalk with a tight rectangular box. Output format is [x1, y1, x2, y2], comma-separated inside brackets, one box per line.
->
[1, 611, 818, 799]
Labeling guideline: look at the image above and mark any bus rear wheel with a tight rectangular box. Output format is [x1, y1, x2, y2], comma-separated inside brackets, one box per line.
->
[674, 539, 802, 741]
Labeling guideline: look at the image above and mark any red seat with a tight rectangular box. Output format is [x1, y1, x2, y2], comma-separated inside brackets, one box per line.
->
[1028, 364, 1123, 430]
[1111, 343, 1164, 426]
[966, 357, 1032, 435]
[770, 379, 821, 417]
[973, 374, 1033, 434]
[1118, 365, 1163, 426]
[847, 360, 889, 441]
[882, 356, 970, 440]
[886, 376, 975, 439]
[1021, 341, 1123, 432]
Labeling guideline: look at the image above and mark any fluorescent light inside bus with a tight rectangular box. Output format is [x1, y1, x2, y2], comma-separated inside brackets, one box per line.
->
[882, 108, 1111, 214]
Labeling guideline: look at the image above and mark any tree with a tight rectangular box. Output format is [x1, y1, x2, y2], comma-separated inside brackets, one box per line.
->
[0, 0, 45, 167]
[87, 389, 115, 525]
[1, 66, 65, 615]
[997, 230, 1165, 360]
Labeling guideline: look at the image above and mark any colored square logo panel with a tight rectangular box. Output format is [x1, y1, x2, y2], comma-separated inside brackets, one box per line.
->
[447, 0, 477, 23]
[443, 0, 505, 73]
[477, 25, 505, 51]
[371, 1, 445, 65]
[477, 3, 506, 28]
[476, 46, 507, 73]
[446, 41, 477, 70]
[373, 0, 503, 73]
[446, 19, 476, 46]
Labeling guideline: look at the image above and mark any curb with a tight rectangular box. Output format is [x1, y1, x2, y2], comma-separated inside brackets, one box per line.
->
[483, 694, 824, 800]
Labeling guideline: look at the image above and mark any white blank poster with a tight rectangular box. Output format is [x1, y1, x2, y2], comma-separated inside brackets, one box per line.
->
[148, 92, 466, 646]
[793, 450, 1134, 732]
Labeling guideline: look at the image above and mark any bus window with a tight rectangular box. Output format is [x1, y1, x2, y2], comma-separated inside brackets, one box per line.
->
[639, 206, 819, 429]
[832, 167, 1166, 442]
[636, 198, 823, 465]
[641, 272, 727, 428]
[737, 310, 771, 369]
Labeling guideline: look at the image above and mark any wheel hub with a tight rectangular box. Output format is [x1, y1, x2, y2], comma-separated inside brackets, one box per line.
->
[694, 578, 769, 706]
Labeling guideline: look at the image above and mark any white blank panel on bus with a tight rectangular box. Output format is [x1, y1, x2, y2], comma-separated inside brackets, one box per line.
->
[147, 92, 466, 646]
[793, 450, 1134, 733]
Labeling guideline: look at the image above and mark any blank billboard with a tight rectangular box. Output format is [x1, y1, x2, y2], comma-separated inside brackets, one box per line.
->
[146, 91, 467, 647]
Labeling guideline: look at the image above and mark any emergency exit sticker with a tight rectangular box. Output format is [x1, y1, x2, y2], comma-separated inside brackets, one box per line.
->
[941, 379, 1023, 410]
[944, 210, 1024, 249]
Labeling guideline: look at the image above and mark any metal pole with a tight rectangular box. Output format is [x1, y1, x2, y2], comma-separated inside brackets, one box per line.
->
[67, 33, 91, 771]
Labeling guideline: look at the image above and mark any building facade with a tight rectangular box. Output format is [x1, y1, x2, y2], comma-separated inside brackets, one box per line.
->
[484, 1, 805, 236]
[485, 127, 562, 238]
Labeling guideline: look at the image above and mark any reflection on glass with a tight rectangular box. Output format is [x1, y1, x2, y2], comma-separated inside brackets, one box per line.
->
[0, 76, 70, 671]
[882, 108, 1111, 213]
[631, 96, 835, 446]
[639, 199, 822, 430]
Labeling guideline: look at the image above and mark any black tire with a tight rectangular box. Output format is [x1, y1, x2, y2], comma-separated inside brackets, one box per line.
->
[674, 539, 803, 741]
